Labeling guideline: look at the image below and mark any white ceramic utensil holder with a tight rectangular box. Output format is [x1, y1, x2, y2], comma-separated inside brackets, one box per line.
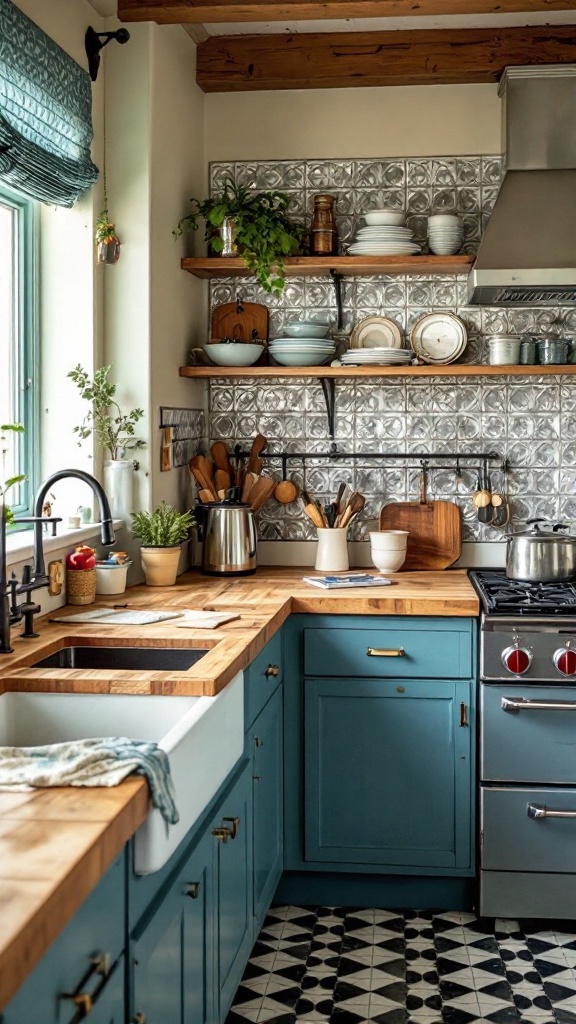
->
[315, 527, 349, 572]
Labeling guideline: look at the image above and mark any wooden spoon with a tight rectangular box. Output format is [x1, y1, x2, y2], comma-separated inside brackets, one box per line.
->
[189, 457, 218, 500]
[249, 476, 276, 512]
[274, 479, 299, 505]
[247, 433, 267, 475]
[215, 469, 231, 494]
[210, 441, 234, 479]
[339, 492, 365, 529]
[241, 471, 259, 504]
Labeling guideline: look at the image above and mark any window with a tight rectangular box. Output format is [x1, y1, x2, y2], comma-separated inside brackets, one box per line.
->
[0, 184, 38, 522]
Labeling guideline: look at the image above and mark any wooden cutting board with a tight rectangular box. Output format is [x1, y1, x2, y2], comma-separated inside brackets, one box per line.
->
[378, 469, 462, 570]
[210, 301, 269, 347]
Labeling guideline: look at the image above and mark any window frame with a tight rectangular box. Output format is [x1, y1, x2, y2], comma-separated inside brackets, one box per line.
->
[0, 183, 39, 525]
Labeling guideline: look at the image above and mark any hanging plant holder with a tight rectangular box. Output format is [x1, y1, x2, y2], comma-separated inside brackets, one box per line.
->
[96, 209, 120, 264]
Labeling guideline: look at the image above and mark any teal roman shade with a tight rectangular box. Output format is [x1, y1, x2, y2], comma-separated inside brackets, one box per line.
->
[0, 0, 98, 207]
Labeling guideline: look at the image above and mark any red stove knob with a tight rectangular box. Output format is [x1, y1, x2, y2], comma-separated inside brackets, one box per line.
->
[553, 648, 576, 676]
[501, 645, 532, 675]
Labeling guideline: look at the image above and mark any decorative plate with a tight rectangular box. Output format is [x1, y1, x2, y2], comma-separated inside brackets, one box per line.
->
[350, 316, 404, 350]
[409, 311, 467, 364]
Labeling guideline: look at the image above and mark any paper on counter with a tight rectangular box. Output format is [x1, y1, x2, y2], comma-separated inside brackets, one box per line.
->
[175, 611, 240, 629]
[50, 610, 185, 625]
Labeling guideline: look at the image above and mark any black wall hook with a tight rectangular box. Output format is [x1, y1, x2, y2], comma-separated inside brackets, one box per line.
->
[85, 26, 130, 82]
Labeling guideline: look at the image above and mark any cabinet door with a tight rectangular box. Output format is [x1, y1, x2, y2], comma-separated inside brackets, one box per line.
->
[252, 686, 283, 927]
[212, 760, 253, 1021]
[131, 831, 214, 1024]
[304, 677, 471, 870]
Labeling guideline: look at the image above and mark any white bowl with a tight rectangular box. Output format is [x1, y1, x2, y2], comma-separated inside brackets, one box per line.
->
[205, 343, 263, 366]
[370, 549, 407, 572]
[283, 321, 330, 339]
[428, 214, 461, 226]
[369, 530, 409, 550]
[270, 350, 333, 367]
[364, 209, 406, 226]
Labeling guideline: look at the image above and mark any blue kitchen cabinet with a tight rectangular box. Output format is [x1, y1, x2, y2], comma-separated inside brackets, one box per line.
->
[250, 684, 284, 928]
[0, 854, 126, 1024]
[283, 615, 476, 885]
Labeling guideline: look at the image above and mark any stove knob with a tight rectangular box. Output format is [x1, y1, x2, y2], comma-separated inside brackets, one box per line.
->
[553, 648, 576, 676]
[501, 645, 532, 675]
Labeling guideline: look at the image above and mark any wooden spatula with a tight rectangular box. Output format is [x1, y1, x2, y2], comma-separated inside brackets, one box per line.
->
[247, 434, 267, 475]
[249, 476, 276, 512]
[210, 441, 234, 480]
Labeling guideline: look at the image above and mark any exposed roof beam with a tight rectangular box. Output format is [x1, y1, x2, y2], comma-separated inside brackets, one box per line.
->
[117, 0, 576, 26]
[196, 24, 576, 90]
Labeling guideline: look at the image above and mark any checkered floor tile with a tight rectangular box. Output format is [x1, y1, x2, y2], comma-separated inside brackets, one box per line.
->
[225, 909, 576, 1024]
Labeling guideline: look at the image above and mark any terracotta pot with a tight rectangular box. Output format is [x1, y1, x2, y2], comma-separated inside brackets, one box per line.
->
[140, 546, 181, 586]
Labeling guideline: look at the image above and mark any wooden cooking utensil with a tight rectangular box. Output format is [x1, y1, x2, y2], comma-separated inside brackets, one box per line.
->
[379, 464, 462, 570]
[249, 476, 276, 512]
[338, 492, 365, 529]
[210, 441, 234, 480]
[274, 479, 299, 504]
[241, 471, 259, 504]
[247, 433, 268, 475]
[215, 469, 231, 494]
[189, 457, 218, 500]
[302, 499, 325, 529]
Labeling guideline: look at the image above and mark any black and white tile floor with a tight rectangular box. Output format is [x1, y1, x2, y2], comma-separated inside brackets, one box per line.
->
[226, 907, 576, 1024]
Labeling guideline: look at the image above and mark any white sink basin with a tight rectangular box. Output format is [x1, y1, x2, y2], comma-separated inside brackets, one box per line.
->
[0, 672, 244, 874]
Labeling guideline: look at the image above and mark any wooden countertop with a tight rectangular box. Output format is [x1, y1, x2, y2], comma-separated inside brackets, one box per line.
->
[0, 566, 479, 1009]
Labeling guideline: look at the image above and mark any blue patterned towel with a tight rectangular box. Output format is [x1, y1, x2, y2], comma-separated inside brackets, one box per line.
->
[0, 737, 179, 824]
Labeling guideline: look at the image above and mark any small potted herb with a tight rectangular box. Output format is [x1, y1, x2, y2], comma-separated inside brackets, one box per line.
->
[131, 501, 195, 586]
[174, 176, 306, 294]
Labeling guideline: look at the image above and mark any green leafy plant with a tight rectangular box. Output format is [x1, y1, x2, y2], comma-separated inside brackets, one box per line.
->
[95, 208, 118, 245]
[174, 176, 306, 294]
[0, 423, 25, 525]
[131, 501, 195, 547]
[68, 365, 146, 461]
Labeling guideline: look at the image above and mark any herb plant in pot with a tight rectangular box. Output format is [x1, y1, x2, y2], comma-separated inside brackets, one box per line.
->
[174, 176, 306, 294]
[131, 501, 195, 586]
[68, 364, 146, 524]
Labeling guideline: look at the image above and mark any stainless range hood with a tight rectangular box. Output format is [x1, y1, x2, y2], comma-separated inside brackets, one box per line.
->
[467, 65, 576, 306]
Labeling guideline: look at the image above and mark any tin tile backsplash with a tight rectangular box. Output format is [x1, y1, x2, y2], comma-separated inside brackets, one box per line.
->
[206, 157, 576, 544]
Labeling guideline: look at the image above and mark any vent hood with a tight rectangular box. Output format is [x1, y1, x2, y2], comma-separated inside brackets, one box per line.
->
[467, 65, 576, 306]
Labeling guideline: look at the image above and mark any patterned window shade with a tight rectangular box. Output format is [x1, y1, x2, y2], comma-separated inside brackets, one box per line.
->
[0, 0, 98, 207]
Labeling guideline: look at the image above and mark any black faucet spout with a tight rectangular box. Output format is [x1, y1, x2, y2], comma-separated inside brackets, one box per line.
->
[32, 469, 115, 579]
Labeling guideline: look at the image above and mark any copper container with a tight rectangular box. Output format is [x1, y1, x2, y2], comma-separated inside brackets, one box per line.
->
[310, 194, 338, 256]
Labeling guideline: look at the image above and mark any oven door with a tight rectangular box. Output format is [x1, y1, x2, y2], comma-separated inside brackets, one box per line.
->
[481, 683, 576, 784]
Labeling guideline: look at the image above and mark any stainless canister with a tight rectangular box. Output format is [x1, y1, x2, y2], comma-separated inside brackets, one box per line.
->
[197, 502, 257, 576]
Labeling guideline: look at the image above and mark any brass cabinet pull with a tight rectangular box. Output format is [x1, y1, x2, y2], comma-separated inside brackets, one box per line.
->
[367, 647, 405, 657]
[61, 952, 113, 1023]
[255, 736, 263, 747]
[528, 802, 576, 820]
[265, 664, 280, 678]
[223, 815, 240, 839]
[185, 881, 201, 899]
[459, 702, 468, 727]
[253, 774, 261, 782]
[133, 1015, 147, 1024]
[212, 826, 232, 843]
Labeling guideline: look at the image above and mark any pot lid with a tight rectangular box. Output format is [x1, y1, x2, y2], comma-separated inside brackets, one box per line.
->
[512, 519, 571, 539]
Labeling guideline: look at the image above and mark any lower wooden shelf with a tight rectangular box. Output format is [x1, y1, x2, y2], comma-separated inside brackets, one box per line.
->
[179, 363, 576, 379]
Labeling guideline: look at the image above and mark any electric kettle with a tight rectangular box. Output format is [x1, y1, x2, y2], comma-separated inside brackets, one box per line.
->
[196, 502, 257, 576]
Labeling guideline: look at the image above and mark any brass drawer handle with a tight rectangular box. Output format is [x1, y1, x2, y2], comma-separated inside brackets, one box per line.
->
[223, 815, 240, 839]
[367, 647, 405, 657]
[185, 881, 200, 899]
[212, 826, 232, 843]
[265, 664, 280, 678]
[61, 953, 112, 1023]
[528, 802, 576, 820]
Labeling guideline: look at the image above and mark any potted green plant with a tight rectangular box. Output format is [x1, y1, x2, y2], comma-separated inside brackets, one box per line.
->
[174, 176, 306, 294]
[68, 364, 146, 523]
[131, 501, 195, 586]
[0, 423, 25, 527]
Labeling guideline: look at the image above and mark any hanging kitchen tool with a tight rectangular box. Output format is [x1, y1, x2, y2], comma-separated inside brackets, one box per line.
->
[210, 297, 269, 365]
[247, 433, 268, 475]
[273, 454, 299, 505]
[477, 461, 493, 524]
[379, 461, 462, 570]
[248, 476, 276, 513]
[491, 462, 511, 529]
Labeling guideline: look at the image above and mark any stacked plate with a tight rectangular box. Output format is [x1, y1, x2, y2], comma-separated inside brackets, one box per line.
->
[341, 347, 412, 367]
[427, 214, 463, 256]
[347, 214, 421, 256]
[269, 336, 336, 367]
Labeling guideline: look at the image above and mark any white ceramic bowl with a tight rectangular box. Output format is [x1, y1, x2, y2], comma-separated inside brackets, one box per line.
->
[428, 214, 461, 226]
[270, 350, 334, 367]
[370, 549, 407, 573]
[369, 530, 409, 550]
[364, 209, 406, 226]
[206, 343, 263, 367]
[283, 321, 330, 339]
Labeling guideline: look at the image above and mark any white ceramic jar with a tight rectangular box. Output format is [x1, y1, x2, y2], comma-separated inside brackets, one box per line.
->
[487, 334, 521, 365]
[315, 527, 349, 572]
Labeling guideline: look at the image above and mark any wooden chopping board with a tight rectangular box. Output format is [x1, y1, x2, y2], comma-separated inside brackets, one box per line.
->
[379, 469, 462, 570]
[210, 301, 269, 346]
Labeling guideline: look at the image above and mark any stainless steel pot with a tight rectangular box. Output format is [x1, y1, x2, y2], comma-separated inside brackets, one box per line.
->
[196, 502, 257, 576]
[506, 520, 576, 581]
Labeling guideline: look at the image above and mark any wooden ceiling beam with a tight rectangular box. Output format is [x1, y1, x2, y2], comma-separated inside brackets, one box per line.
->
[196, 24, 576, 91]
[117, 0, 576, 26]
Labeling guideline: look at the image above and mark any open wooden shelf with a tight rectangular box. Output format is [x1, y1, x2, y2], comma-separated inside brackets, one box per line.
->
[179, 363, 576, 380]
[181, 255, 475, 279]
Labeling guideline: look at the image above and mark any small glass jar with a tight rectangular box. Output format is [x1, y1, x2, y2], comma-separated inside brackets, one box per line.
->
[537, 336, 569, 364]
[310, 194, 338, 257]
[487, 334, 520, 365]
[519, 338, 537, 365]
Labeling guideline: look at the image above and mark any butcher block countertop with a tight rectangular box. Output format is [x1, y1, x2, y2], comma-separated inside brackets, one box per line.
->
[0, 567, 479, 1009]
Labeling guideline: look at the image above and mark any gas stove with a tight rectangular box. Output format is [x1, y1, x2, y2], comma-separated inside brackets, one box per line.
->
[469, 570, 576, 681]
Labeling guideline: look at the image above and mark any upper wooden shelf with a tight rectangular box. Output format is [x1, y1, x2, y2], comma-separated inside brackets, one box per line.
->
[181, 255, 475, 279]
[179, 364, 576, 380]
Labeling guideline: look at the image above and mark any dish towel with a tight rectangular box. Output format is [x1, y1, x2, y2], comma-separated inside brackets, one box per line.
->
[0, 737, 179, 825]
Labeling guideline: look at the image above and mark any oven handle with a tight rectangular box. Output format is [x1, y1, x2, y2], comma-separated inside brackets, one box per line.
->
[501, 696, 576, 713]
[528, 803, 576, 820]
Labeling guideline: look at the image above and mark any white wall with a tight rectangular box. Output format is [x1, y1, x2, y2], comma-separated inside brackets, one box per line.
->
[205, 83, 502, 162]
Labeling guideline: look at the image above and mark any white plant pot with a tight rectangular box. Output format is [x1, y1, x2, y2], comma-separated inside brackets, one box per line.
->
[103, 459, 134, 525]
[140, 546, 181, 587]
[95, 563, 130, 595]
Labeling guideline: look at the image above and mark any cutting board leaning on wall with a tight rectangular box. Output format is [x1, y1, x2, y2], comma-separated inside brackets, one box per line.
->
[210, 300, 269, 365]
[379, 466, 462, 570]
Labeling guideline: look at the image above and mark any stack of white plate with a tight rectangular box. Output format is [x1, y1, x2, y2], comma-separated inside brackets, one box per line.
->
[268, 337, 336, 367]
[347, 211, 420, 256]
[427, 214, 464, 255]
[341, 347, 412, 366]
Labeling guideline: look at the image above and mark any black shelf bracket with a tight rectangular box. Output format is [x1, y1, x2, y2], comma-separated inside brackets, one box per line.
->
[329, 269, 344, 329]
[319, 377, 337, 446]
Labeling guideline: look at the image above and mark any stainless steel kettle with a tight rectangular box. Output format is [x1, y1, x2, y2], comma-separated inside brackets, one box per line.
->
[196, 502, 257, 576]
